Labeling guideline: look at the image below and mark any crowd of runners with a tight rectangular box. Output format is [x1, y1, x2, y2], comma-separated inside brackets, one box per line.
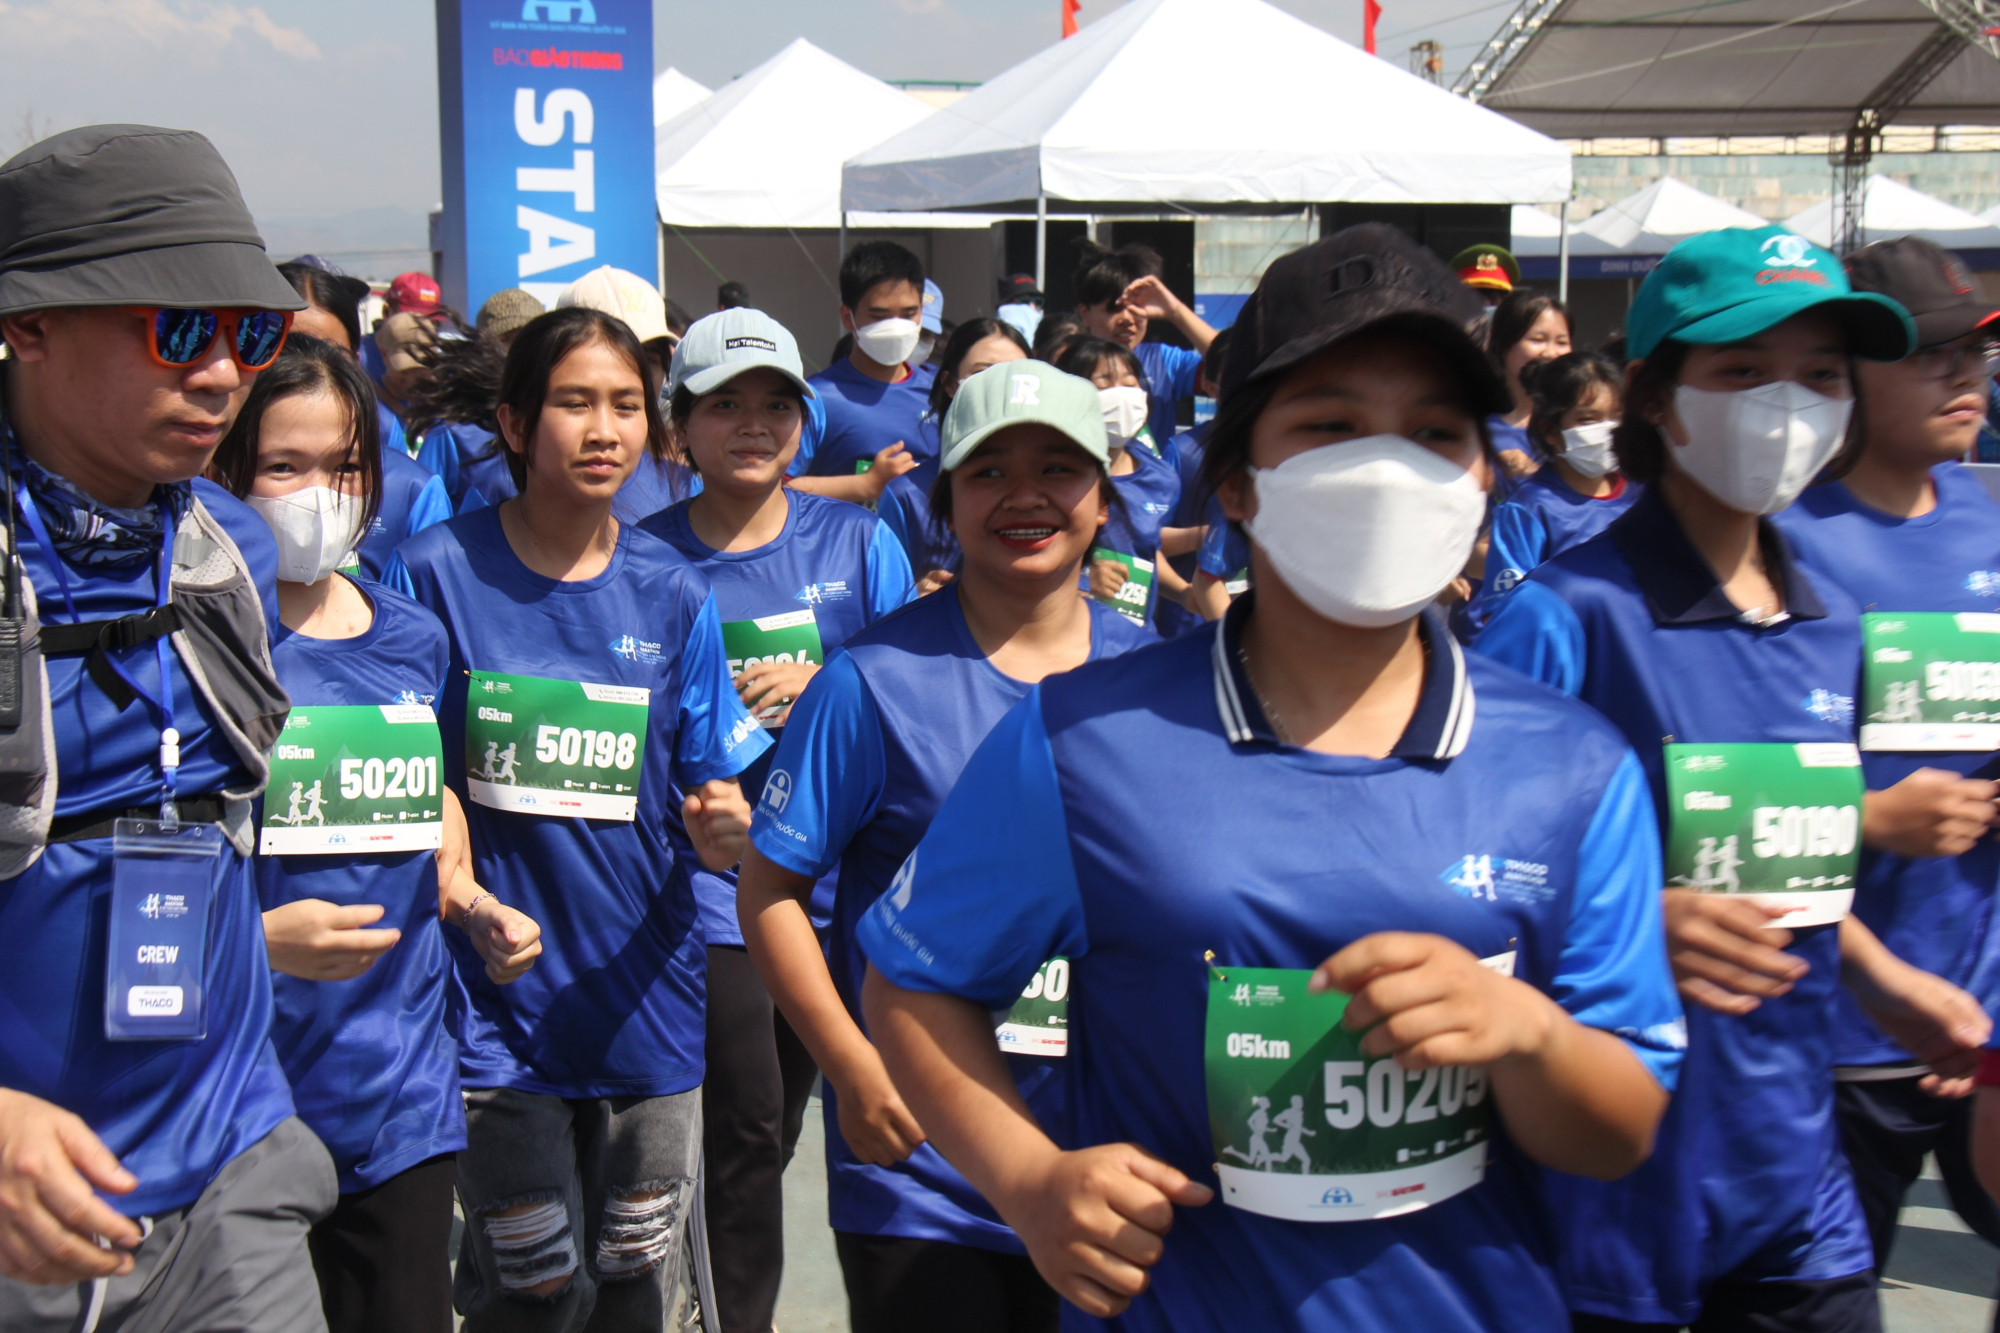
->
[5, 121, 2000, 1333]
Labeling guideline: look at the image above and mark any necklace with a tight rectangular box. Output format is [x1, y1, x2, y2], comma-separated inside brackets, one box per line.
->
[1236, 645, 1292, 745]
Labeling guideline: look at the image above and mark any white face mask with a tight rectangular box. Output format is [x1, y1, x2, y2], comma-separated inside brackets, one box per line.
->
[1098, 385, 1150, 449]
[914, 332, 938, 365]
[1245, 435, 1487, 629]
[1559, 420, 1620, 478]
[1670, 381, 1853, 515]
[851, 317, 922, 368]
[247, 486, 364, 585]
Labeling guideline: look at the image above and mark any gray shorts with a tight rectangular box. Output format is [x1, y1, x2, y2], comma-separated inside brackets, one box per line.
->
[454, 1086, 702, 1333]
[0, 1115, 337, 1333]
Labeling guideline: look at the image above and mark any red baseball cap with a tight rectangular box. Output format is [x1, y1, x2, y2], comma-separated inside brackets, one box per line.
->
[386, 271, 442, 316]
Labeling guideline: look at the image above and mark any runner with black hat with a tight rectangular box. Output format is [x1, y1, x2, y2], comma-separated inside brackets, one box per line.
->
[0, 125, 334, 1330]
[852, 224, 1682, 1332]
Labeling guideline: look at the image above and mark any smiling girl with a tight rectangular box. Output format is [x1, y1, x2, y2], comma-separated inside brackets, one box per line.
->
[736, 360, 1151, 1333]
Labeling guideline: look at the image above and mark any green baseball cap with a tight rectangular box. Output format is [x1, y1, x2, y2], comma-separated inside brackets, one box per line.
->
[1626, 225, 1914, 362]
[941, 360, 1109, 471]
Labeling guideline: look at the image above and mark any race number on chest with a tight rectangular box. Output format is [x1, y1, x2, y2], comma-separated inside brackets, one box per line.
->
[1663, 742, 1862, 927]
[1203, 953, 1514, 1223]
[260, 705, 445, 855]
[464, 670, 650, 821]
[722, 609, 826, 727]
[1861, 612, 2000, 751]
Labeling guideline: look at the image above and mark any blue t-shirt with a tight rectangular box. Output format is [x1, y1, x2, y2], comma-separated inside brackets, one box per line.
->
[376, 399, 409, 462]
[861, 603, 1682, 1333]
[1466, 469, 1641, 629]
[1197, 494, 1250, 587]
[643, 491, 914, 944]
[416, 422, 517, 514]
[1091, 433, 1181, 633]
[794, 359, 943, 499]
[748, 588, 1153, 1249]
[259, 579, 463, 1191]
[612, 453, 697, 527]
[397, 508, 769, 1097]
[1134, 341, 1203, 447]
[1154, 426, 1210, 640]
[354, 448, 452, 582]
[1475, 488, 1873, 1322]
[1774, 464, 2000, 1067]
[875, 471, 959, 579]
[0, 481, 296, 1216]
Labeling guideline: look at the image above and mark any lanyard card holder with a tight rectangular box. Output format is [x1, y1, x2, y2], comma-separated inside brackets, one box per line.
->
[105, 819, 223, 1042]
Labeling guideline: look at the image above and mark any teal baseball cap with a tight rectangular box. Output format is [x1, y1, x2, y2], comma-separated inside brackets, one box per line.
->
[1626, 225, 1914, 362]
[941, 360, 1108, 471]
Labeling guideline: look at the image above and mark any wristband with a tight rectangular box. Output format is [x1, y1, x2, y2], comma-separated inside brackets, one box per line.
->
[1978, 1048, 2000, 1090]
[459, 891, 495, 931]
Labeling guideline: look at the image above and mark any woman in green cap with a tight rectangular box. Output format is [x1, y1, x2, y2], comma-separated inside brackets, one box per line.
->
[1478, 225, 1987, 1331]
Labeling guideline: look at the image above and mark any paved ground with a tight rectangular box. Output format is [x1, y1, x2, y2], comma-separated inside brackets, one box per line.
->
[773, 1109, 2000, 1333]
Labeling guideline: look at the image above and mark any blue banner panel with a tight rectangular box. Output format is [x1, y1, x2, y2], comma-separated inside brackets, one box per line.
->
[436, 0, 654, 315]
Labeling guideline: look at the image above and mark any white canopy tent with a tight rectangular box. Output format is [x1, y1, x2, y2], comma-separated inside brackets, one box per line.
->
[652, 68, 711, 127]
[1786, 174, 2000, 250]
[654, 39, 942, 230]
[841, 0, 1572, 286]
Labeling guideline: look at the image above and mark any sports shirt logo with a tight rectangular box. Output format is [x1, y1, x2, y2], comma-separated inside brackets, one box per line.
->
[1801, 688, 1855, 726]
[522, 0, 595, 20]
[1443, 854, 1497, 901]
[888, 852, 918, 911]
[762, 769, 792, 815]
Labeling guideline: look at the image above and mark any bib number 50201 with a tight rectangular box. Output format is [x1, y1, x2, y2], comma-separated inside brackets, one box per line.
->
[340, 755, 441, 801]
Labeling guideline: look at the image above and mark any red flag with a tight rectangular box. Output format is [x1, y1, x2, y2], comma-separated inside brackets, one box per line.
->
[1063, 0, 1081, 38]
[1364, 0, 1382, 53]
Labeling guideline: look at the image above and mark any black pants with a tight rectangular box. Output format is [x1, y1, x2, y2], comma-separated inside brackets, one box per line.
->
[835, 1232, 1059, 1333]
[307, 1151, 456, 1333]
[702, 944, 820, 1333]
[1835, 1075, 2000, 1268]
[1571, 1270, 1881, 1333]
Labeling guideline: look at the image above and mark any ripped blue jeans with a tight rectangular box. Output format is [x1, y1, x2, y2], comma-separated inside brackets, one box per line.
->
[454, 1087, 702, 1332]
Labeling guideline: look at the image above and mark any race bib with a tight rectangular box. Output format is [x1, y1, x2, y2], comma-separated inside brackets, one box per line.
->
[1204, 955, 1513, 1222]
[996, 956, 1069, 1056]
[722, 609, 826, 727]
[1861, 612, 2000, 751]
[465, 670, 650, 821]
[1663, 742, 1862, 927]
[260, 705, 445, 855]
[1091, 548, 1154, 625]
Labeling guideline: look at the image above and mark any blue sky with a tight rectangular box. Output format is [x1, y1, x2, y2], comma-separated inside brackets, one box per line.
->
[0, 0, 1513, 269]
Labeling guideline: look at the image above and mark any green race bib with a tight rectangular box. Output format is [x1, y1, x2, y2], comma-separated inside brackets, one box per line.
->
[1205, 956, 1512, 1222]
[464, 670, 650, 821]
[1663, 742, 1862, 927]
[996, 957, 1069, 1056]
[1861, 612, 2000, 751]
[260, 705, 445, 855]
[1091, 548, 1154, 625]
[721, 609, 826, 727]
[854, 459, 874, 474]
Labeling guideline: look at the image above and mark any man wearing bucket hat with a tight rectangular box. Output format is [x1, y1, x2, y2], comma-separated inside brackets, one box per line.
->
[0, 126, 334, 1330]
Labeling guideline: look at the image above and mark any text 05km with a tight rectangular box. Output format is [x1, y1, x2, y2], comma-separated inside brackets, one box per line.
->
[535, 726, 639, 770]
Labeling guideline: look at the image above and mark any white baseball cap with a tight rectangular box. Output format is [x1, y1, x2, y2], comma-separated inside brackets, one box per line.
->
[557, 265, 670, 344]
[669, 308, 816, 399]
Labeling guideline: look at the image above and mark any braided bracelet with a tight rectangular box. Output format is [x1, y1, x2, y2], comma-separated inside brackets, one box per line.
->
[459, 891, 495, 931]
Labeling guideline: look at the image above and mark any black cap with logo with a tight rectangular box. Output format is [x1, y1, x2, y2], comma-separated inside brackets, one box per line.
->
[1218, 223, 1510, 416]
[1844, 236, 2000, 348]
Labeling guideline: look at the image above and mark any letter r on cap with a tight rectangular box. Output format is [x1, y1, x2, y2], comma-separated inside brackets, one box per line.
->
[1010, 374, 1041, 406]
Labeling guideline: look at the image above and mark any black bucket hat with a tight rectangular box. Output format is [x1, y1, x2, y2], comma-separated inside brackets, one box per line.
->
[1219, 223, 1511, 418]
[0, 125, 302, 316]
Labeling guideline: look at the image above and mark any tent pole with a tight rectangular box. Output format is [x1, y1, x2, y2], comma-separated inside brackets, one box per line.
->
[1557, 199, 1570, 306]
[1036, 192, 1048, 292]
[838, 211, 848, 260]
